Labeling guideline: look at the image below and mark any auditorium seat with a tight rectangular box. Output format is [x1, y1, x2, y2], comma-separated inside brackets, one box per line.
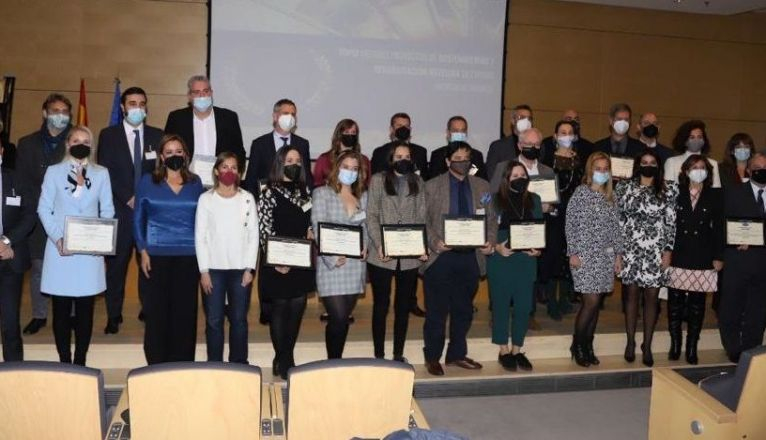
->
[126, 362, 263, 439]
[0, 361, 106, 439]
[285, 358, 427, 440]
[648, 347, 766, 439]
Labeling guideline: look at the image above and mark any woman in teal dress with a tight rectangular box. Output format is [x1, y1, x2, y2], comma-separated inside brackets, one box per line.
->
[487, 160, 543, 372]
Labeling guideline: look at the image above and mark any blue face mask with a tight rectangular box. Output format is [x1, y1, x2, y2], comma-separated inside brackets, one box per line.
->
[593, 171, 611, 185]
[47, 113, 70, 130]
[734, 147, 751, 162]
[450, 132, 467, 143]
[125, 108, 146, 126]
[192, 96, 213, 112]
[338, 168, 359, 186]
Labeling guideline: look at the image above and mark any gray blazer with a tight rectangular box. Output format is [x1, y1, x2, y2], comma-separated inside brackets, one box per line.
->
[421, 173, 497, 277]
[489, 159, 555, 193]
[366, 172, 427, 271]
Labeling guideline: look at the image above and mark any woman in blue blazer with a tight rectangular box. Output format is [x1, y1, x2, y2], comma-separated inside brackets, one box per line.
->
[38, 126, 115, 365]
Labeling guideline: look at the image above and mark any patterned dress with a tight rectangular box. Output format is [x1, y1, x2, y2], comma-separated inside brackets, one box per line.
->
[615, 179, 679, 288]
[565, 185, 623, 294]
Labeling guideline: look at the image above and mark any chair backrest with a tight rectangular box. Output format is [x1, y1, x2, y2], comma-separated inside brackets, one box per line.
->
[127, 362, 262, 439]
[287, 358, 415, 440]
[0, 361, 105, 440]
[729, 346, 766, 410]
[731, 347, 766, 438]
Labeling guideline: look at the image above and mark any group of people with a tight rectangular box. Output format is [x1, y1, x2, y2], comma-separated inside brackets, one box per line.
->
[0, 76, 763, 380]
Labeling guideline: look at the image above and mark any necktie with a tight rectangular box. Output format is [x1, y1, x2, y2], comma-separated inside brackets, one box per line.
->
[280, 137, 288, 147]
[457, 180, 468, 216]
[133, 129, 142, 188]
[758, 189, 765, 216]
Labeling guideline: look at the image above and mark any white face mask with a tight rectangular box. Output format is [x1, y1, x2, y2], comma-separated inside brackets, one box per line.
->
[450, 132, 467, 143]
[612, 120, 630, 135]
[277, 114, 296, 132]
[557, 135, 574, 148]
[515, 117, 532, 133]
[688, 169, 708, 183]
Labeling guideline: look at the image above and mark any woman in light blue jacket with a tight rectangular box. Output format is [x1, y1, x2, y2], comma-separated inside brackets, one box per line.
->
[38, 125, 114, 365]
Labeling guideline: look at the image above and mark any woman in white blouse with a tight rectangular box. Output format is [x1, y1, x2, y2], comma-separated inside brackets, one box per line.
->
[195, 151, 258, 363]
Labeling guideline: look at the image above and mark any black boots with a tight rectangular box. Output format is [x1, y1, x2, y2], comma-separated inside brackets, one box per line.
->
[667, 290, 684, 361]
[570, 335, 590, 367]
[685, 296, 705, 365]
[586, 336, 600, 365]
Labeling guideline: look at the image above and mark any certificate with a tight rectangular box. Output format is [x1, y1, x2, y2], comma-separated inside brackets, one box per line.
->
[528, 177, 559, 204]
[509, 221, 546, 250]
[318, 222, 363, 258]
[191, 155, 216, 187]
[265, 237, 313, 268]
[443, 215, 486, 248]
[611, 156, 634, 180]
[381, 224, 427, 258]
[63, 216, 118, 255]
[726, 219, 765, 246]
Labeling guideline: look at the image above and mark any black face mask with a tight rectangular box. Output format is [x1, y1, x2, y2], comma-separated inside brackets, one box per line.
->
[520, 148, 540, 161]
[283, 164, 302, 182]
[164, 155, 185, 171]
[340, 134, 358, 148]
[639, 165, 658, 178]
[70, 144, 91, 160]
[449, 160, 471, 176]
[752, 169, 766, 185]
[509, 177, 529, 193]
[392, 159, 414, 175]
[394, 126, 411, 141]
[642, 124, 659, 139]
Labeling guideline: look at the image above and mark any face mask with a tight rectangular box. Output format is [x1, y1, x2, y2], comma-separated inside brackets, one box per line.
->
[639, 165, 658, 178]
[393, 159, 414, 175]
[449, 160, 472, 176]
[450, 132, 467, 143]
[338, 168, 358, 185]
[218, 170, 238, 186]
[340, 134, 358, 147]
[125, 108, 146, 126]
[515, 118, 531, 133]
[283, 164, 302, 181]
[509, 177, 529, 193]
[164, 155, 185, 171]
[751, 169, 766, 185]
[47, 113, 70, 131]
[69, 144, 91, 160]
[593, 171, 611, 185]
[686, 138, 705, 153]
[734, 147, 751, 162]
[612, 120, 629, 135]
[520, 147, 540, 161]
[394, 126, 411, 141]
[277, 114, 295, 132]
[642, 124, 659, 139]
[192, 96, 212, 112]
[687, 169, 707, 183]
[557, 135, 574, 148]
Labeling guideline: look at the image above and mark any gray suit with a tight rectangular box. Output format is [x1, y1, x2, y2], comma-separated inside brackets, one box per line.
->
[489, 159, 555, 194]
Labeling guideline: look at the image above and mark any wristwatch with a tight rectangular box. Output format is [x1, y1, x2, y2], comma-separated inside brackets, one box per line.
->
[1, 236, 11, 246]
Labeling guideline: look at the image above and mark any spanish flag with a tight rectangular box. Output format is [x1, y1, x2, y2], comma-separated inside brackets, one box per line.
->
[76, 78, 88, 127]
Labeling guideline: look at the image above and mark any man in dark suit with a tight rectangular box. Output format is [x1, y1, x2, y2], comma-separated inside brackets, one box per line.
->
[486, 104, 533, 180]
[540, 109, 594, 167]
[164, 75, 245, 169]
[97, 86, 163, 334]
[428, 116, 487, 180]
[370, 113, 429, 180]
[0, 143, 37, 361]
[243, 98, 313, 196]
[719, 151, 766, 363]
[636, 112, 674, 164]
[592, 102, 644, 159]
[16, 93, 72, 335]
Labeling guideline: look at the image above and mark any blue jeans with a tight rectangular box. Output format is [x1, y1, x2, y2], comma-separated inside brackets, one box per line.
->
[202, 269, 251, 363]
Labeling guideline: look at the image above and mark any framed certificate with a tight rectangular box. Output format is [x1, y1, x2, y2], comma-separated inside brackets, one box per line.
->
[381, 224, 427, 258]
[726, 218, 765, 246]
[191, 155, 216, 187]
[265, 236, 313, 268]
[611, 156, 634, 180]
[63, 216, 118, 255]
[509, 221, 546, 250]
[443, 215, 486, 248]
[317, 222, 364, 258]
[528, 177, 560, 204]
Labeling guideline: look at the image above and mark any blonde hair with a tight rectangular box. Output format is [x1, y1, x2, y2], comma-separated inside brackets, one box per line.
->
[582, 151, 614, 202]
[327, 150, 367, 198]
[64, 125, 98, 164]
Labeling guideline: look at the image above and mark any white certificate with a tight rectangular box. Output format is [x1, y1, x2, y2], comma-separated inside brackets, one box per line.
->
[443, 216, 486, 248]
[318, 223, 363, 258]
[63, 216, 118, 255]
[726, 219, 765, 246]
[266, 237, 313, 268]
[509, 222, 546, 250]
[611, 156, 634, 180]
[191, 155, 216, 187]
[528, 177, 559, 204]
[381, 225, 427, 257]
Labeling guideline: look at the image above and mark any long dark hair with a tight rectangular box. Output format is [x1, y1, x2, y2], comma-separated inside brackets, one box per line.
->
[269, 145, 308, 187]
[328, 119, 360, 160]
[631, 148, 665, 200]
[383, 141, 419, 196]
[723, 132, 755, 166]
[672, 120, 710, 154]
[152, 134, 195, 184]
[494, 160, 532, 216]
[678, 154, 714, 188]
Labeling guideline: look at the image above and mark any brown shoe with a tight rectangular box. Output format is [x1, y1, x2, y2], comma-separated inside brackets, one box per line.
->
[425, 360, 445, 376]
[446, 357, 483, 370]
[528, 317, 542, 331]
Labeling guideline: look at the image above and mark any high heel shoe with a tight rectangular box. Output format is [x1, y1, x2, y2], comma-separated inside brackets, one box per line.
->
[641, 343, 654, 367]
[624, 340, 636, 363]
[570, 343, 590, 368]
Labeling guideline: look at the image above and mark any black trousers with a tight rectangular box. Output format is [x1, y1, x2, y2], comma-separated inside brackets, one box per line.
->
[0, 268, 23, 361]
[142, 255, 199, 364]
[269, 295, 306, 376]
[322, 294, 358, 359]
[719, 257, 766, 358]
[104, 212, 145, 320]
[51, 295, 95, 365]
[368, 263, 417, 359]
